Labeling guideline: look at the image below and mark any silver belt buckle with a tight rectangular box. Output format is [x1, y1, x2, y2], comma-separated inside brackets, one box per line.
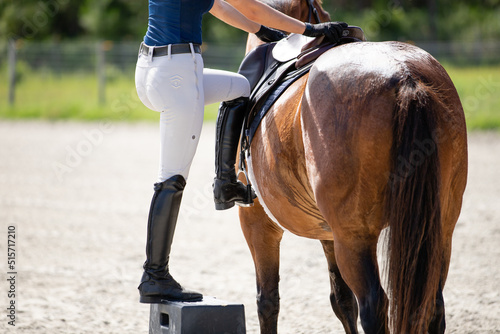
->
[147, 45, 154, 62]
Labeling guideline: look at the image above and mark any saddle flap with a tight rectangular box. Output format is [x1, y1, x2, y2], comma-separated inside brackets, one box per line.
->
[238, 43, 277, 91]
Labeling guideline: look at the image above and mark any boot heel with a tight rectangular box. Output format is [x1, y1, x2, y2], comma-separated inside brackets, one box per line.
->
[140, 295, 163, 304]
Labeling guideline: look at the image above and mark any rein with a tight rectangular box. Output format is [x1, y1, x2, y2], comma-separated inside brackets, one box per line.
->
[306, 0, 321, 23]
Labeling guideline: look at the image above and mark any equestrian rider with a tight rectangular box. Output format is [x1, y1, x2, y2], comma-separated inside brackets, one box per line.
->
[135, 0, 347, 303]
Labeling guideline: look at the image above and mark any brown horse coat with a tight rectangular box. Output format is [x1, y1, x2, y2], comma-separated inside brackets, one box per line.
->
[238, 2, 467, 334]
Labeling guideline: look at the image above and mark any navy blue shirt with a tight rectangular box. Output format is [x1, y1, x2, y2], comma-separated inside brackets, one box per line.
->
[144, 0, 214, 46]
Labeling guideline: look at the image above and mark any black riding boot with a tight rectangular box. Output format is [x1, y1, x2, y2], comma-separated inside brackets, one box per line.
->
[214, 97, 255, 210]
[138, 175, 203, 303]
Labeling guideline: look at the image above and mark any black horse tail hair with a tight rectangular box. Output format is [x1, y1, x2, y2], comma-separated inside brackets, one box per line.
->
[386, 76, 443, 334]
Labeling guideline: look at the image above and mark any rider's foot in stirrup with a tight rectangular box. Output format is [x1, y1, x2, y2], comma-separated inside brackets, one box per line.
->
[213, 178, 256, 210]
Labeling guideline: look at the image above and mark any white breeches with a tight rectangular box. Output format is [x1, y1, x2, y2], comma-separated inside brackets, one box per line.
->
[135, 46, 250, 182]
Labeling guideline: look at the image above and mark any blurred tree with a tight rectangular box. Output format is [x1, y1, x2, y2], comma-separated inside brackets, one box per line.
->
[0, 0, 85, 40]
[427, 0, 437, 37]
[80, 0, 147, 40]
[202, 12, 247, 44]
[0, 0, 499, 43]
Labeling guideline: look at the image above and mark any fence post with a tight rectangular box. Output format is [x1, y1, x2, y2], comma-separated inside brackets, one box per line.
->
[96, 40, 106, 105]
[8, 39, 16, 106]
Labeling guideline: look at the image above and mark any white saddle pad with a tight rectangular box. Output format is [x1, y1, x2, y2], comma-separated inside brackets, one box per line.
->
[272, 33, 315, 62]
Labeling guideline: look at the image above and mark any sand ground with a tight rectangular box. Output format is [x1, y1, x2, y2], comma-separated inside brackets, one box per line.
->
[0, 121, 498, 333]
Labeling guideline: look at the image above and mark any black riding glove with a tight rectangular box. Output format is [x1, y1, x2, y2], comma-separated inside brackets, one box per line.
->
[303, 22, 348, 43]
[255, 25, 287, 43]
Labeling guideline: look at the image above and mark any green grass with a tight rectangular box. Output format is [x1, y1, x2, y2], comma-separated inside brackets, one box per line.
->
[1, 65, 499, 130]
[0, 71, 220, 122]
[443, 64, 500, 130]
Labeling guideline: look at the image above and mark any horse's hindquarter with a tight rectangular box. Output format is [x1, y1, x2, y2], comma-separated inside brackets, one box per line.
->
[248, 41, 467, 242]
[249, 75, 334, 239]
[301, 41, 467, 240]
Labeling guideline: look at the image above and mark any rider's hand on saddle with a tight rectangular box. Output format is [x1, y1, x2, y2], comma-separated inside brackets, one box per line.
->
[255, 25, 287, 43]
[303, 22, 348, 43]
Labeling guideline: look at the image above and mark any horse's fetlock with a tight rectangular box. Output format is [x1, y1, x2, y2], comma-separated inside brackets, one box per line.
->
[257, 297, 280, 320]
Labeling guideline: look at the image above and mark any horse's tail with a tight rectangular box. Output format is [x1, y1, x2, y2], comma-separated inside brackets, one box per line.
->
[386, 77, 443, 334]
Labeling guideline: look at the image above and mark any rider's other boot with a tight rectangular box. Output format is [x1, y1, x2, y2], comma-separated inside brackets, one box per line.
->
[213, 97, 255, 210]
[138, 175, 203, 303]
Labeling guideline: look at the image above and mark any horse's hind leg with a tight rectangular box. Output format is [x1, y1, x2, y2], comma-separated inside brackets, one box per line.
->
[427, 243, 451, 333]
[333, 236, 389, 334]
[428, 284, 445, 334]
[428, 233, 455, 334]
[320, 240, 359, 334]
[429, 179, 465, 334]
[239, 204, 284, 334]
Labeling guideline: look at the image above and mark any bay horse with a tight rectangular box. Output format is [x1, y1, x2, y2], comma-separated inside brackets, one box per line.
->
[237, 1, 468, 333]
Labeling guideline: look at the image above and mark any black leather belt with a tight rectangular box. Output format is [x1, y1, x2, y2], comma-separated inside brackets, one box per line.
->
[140, 42, 202, 57]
